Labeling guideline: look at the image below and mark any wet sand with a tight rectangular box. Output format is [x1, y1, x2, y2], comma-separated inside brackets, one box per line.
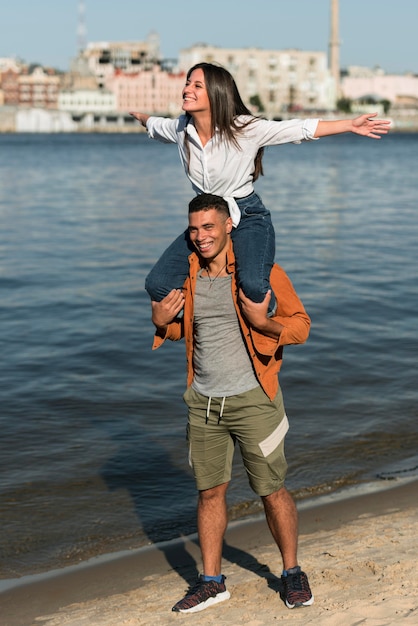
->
[2, 479, 417, 626]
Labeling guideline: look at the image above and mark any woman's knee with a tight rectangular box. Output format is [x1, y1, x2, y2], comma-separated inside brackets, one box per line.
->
[238, 272, 270, 303]
[145, 269, 169, 301]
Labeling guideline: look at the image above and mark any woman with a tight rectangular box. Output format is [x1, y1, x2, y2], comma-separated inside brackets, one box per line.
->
[131, 63, 390, 312]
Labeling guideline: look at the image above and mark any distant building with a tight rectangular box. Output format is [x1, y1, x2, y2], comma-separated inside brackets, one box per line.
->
[0, 57, 22, 72]
[64, 41, 338, 120]
[0, 58, 25, 105]
[58, 88, 116, 114]
[1, 65, 60, 109]
[81, 33, 162, 88]
[1, 68, 19, 105]
[342, 66, 418, 110]
[0, 105, 17, 131]
[106, 66, 185, 114]
[61, 55, 97, 91]
[20, 66, 60, 109]
[179, 44, 335, 115]
[16, 108, 76, 132]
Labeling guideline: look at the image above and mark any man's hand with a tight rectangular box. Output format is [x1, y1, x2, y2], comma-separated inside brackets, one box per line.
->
[239, 288, 271, 330]
[239, 289, 284, 339]
[151, 289, 185, 329]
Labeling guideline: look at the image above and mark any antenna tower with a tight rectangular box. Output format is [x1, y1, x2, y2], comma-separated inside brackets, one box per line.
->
[77, 0, 87, 54]
[329, 0, 340, 97]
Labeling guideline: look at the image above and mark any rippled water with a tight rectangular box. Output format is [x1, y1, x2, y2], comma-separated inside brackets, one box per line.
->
[0, 131, 417, 579]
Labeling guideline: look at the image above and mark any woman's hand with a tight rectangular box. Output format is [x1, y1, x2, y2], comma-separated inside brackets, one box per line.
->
[129, 112, 150, 127]
[351, 112, 391, 139]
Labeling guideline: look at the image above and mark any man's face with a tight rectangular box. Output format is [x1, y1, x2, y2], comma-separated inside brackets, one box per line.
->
[188, 208, 232, 262]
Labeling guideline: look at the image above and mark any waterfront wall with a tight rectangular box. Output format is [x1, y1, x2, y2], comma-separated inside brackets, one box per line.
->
[1, 105, 417, 133]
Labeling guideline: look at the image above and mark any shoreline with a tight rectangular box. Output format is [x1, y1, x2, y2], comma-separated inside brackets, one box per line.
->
[2, 477, 417, 625]
[1, 475, 414, 593]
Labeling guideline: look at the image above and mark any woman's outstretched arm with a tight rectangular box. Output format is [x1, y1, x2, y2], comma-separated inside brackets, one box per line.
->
[315, 112, 391, 139]
[129, 112, 151, 127]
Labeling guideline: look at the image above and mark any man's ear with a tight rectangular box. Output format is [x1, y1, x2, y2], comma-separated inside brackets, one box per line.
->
[226, 217, 233, 233]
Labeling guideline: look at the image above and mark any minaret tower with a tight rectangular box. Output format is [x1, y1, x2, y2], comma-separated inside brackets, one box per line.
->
[329, 0, 340, 98]
[77, 0, 87, 54]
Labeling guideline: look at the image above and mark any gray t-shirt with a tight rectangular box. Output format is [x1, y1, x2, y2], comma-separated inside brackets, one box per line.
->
[192, 271, 258, 397]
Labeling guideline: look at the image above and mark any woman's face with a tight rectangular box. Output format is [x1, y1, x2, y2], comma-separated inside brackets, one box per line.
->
[182, 68, 211, 116]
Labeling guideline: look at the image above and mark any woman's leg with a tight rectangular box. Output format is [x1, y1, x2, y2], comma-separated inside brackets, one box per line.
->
[232, 194, 276, 313]
[145, 230, 195, 301]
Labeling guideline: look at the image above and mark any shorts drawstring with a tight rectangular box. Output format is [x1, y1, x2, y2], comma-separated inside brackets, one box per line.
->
[205, 396, 226, 424]
[219, 397, 226, 423]
[205, 397, 212, 423]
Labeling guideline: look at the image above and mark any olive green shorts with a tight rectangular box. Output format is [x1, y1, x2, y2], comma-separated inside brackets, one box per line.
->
[184, 385, 289, 496]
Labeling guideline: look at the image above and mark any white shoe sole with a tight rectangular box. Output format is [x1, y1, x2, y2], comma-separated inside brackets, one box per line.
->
[286, 594, 314, 609]
[178, 590, 231, 613]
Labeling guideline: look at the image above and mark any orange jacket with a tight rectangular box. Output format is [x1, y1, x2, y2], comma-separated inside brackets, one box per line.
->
[152, 243, 311, 400]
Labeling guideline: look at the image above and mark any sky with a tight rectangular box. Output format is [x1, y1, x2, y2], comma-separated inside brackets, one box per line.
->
[1, 0, 417, 75]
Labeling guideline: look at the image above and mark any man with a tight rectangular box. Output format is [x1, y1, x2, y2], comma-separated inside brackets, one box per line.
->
[151, 193, 313, 613]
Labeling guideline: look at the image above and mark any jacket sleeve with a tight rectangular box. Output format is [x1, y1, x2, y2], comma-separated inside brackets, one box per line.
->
[152, 320, 183, 350]
[250, 265, 311, 356]
[151, 270, 192, 350]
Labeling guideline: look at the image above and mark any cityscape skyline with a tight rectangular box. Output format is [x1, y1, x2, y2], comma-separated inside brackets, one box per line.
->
[1, 0, 417, 76]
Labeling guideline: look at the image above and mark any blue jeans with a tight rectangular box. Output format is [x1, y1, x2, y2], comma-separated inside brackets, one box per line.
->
[145, 193, 276, 311]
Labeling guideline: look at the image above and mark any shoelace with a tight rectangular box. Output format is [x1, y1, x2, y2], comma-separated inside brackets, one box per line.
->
[287, 573, 303, 591]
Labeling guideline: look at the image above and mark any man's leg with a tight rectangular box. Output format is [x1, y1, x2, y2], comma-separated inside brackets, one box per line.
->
[198, 482, 229, 576]
[262, 486, 314, 609]
[261, 485, 298, 570]
[223, 386, 313, 609]
[173, 389, 232, 613]
[171, 481, 230, 613]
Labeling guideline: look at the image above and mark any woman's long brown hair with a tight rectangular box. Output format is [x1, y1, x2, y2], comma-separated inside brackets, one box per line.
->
[184, 63, 264, 181]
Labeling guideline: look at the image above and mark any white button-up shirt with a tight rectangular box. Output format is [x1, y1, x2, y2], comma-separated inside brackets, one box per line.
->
[146, 114, 319, 226]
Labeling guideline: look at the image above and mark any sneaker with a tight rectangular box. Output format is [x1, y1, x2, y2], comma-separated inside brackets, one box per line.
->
[172, 575, 230, 613]
[281, 566, 314, 609]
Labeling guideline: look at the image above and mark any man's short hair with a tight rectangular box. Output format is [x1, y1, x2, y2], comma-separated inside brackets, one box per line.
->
[188, 193, 230, 218]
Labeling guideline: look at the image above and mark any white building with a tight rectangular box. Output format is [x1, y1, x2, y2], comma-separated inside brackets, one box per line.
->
[58, 89, 116, 113]
[179, 44, 336, 116]
[16, 108, 76, 132]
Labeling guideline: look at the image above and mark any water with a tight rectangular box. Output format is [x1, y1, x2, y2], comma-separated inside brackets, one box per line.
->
[1, 132, 417, 580]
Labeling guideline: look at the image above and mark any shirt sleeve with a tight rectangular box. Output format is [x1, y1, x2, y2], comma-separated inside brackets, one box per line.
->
[146, 116, 181, 144]
[250, 117, 320, 146]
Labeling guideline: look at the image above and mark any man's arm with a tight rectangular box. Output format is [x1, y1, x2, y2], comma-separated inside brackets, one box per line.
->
[151, 289, 185, 342]
[239, 265, 311, 350]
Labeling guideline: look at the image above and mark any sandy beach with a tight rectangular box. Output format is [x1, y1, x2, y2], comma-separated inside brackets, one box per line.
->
[2, 478, 417, 626]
